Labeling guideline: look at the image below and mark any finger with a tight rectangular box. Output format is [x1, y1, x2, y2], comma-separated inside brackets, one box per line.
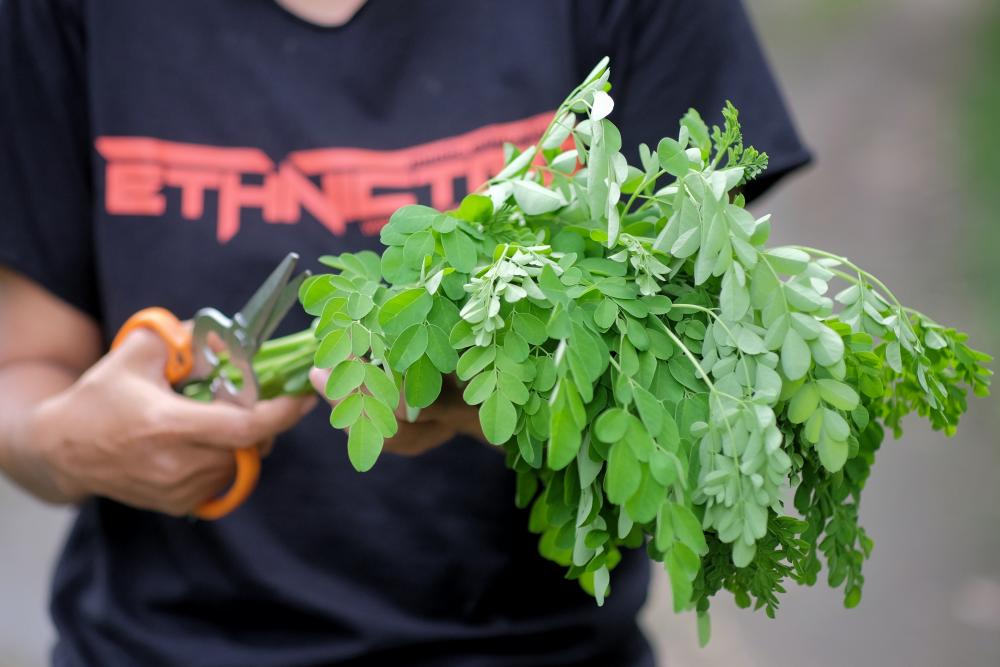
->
[383, 421, 456, 456]
[166, 393, 317, 448]
[112, 328, 178, 382]
[205, 330, 227, 354]
[310, 367, 330, 400]
[146, 441, 232, 489]
[257, 437, 276, 457]
[163, 465, 236, 517]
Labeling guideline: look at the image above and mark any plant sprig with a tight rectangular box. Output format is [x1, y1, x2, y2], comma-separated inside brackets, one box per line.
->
[257, 59, 990, 644]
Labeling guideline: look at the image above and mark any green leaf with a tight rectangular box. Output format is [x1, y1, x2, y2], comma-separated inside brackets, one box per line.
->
[350, 322, 370, 357]
[845, 587, 863, 609]
[347, 417, 383, 472]
[329, 392, 363, 429]
[804, 408, 824, 444]
[462, 371, 496, 405]
[594, 298, 618, 330]
[456, 345, 496, 380]
[548, 405, 582, 469]
[625, 469, 665, 523]
[665, 547, 695, 612]
[592, 566, 610, 607]
[364, 395, 399, 438]
[577, 436, 603, 487]
[325, 359, 366, 400]
[449, 320, 476, 348]
[495, 145, 537, 180]
[387, 324, 428, 372]
[498, 371, 530, 405]
[403, 230, 435, 263]
[605, 441, 641, 504]
[822, 407, 851, 441]
[454, 193, 493, 223]
[404, 355, 442, 409]
[817, 434, 849, 472]
[300, 276, 336, 315]
[655, 501, 675, 551]
[513, 312, 548, 345]
[425, 325, 459, 373]
[380, 246, 417, 284]
[781, 329, 811, 381]
[379, 288, 433, 337]
[697, 611, 712, 648]
[431, 213, 457, 234]
[314, 329, 352, 369]
[503, 330, 530, 363]
[533, 355, 557, 392]
[682, 108, 711, 156]
[347, 292, 374, 320]
[363, 365, 399, 409]
[512, 179, 567, 215]
[736, 327, 766, 355]
[732, 540, 756, 568]
[788, 383, 820, 424]
[657, 137, 689, 177]
[480, 393, 517, 445]
[670, 503, 708, 556]
[383, 204, 437, 235]
[885, 340, 903, 373]
[764, 247, 810, 274]
[442, 230, 478, 273]
[594, 408, 630, 443]
[812, 324, 845, 366]
[720, 268, 750, 321]
[817, 379, 860, 411]
[625, 418, 655, 462]
[649, 450, 677, 487]
[633, 386, 664, 436]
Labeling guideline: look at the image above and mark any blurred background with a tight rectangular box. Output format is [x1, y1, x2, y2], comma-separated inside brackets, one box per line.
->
[1, 0, 998, 665]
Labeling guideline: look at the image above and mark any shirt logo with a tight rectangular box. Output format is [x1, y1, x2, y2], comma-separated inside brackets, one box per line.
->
[95, 111, 552, 243]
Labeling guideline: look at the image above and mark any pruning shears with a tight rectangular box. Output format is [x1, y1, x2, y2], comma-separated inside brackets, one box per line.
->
[111, 253, 310, 520]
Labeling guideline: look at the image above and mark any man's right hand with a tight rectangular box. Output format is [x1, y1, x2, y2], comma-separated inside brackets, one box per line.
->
[0, 267, 315, 517]
[24, 329, 316, 516]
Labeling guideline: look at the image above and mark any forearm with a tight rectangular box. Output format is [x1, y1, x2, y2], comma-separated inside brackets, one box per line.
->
[0, 360, 83, 503]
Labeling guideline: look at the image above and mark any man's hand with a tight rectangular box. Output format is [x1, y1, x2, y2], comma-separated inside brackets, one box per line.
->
[309, 367, 487, 456]
[24, 329, 316, 516]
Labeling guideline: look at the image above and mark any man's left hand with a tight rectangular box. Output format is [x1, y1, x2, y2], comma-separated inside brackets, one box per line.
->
[309, 368, 488, 456]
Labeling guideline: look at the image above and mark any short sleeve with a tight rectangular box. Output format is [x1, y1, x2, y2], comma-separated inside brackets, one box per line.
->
[572, 0, 811, 201]
[0, 0, 99, 318]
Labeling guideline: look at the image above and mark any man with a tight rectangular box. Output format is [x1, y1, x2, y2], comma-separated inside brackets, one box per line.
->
[0, 1, 810, 665]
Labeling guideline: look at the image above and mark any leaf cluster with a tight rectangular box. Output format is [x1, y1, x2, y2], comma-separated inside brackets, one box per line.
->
[295, 58, 992, 642]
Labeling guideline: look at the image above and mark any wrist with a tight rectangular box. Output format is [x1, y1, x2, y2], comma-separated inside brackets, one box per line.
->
[20, 394, 88, 504]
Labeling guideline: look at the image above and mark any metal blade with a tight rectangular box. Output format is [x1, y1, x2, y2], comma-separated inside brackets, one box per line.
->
[233, 252, 300, 350]
[256, 269, 311, 344]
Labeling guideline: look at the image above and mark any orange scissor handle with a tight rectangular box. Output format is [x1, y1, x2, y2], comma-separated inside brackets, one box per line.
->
[111, 307, 261, 521]
[195, 448, 261, 520]
[112, 307, 194, 384]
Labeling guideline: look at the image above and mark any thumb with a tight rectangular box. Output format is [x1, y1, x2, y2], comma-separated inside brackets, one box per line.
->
[167, 393, 318, 449]
[251, 394, 320, 437]
[111, 327, 181, 383]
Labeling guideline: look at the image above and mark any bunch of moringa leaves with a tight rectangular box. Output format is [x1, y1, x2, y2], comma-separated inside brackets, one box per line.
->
[292, 58, 991, 641]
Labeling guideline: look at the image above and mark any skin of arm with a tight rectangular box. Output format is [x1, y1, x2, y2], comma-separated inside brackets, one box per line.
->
[0, 267, 102, 502]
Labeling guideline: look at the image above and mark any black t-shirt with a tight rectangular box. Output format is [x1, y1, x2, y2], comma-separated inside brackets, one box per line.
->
[0, 1, 809, 665]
